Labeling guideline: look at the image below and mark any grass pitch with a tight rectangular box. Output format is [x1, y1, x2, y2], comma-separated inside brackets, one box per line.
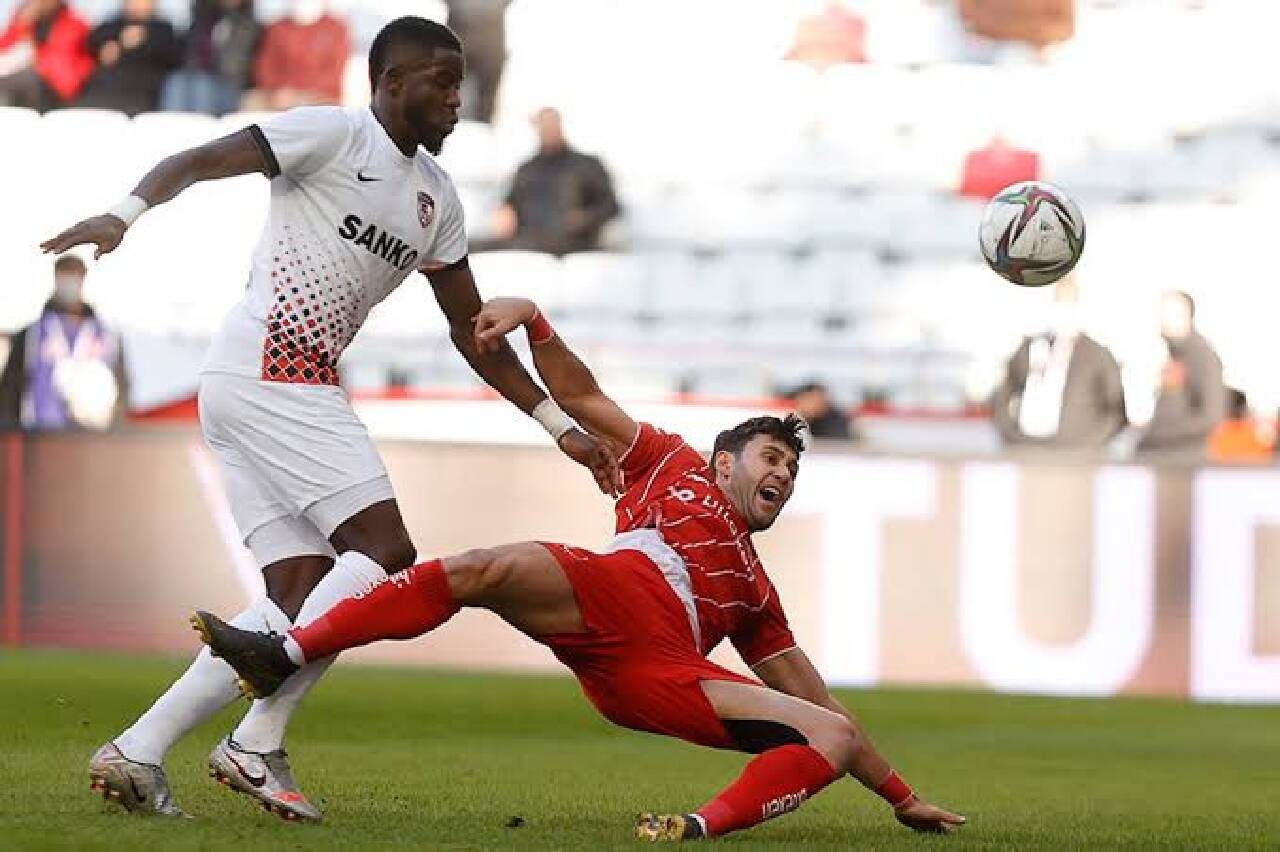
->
[0, 649, 1276, 850]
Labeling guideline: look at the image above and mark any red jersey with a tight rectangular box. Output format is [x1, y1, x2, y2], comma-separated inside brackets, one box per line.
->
[612, 423, 796, 667]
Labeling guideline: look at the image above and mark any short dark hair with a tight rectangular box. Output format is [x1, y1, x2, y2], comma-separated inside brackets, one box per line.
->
[54, 254, 85, 275]
[368, 16, 462, 91]
[712, 414, 807, 464]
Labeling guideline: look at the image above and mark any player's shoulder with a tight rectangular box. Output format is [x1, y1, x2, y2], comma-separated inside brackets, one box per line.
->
[270, 103, 359, 129]
[633, 423, 705, 471]
[412, 149, 458, 193]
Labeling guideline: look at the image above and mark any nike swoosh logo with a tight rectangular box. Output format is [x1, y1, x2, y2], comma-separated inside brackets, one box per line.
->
[225, 752, 267, 787]
[356, 171, 380, 182]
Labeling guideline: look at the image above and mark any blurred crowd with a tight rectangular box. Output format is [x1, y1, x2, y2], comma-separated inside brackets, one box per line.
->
[1, 0, 1275, 466]
[0, 0, 349, 116]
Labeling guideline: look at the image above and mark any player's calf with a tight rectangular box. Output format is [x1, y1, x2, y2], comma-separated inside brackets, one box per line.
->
[442, 546, 516, 603]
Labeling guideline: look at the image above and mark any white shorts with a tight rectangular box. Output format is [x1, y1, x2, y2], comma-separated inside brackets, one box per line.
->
[199, 373, 396, 565]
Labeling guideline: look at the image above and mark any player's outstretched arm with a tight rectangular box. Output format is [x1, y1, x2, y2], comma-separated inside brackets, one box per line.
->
[753, 647, 966, 834]
[474, 297, 639, 459]
[40, 129, 272, 259]
[432, 277, 621, 495]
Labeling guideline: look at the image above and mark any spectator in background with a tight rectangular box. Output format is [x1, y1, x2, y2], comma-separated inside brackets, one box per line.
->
[991, 276, 1126, 450]
[957, 0, 1074, 49]
[445, 0, 508, 124]
[476, 108, 619, 256]
[784, 2, 865, 70]
[958, 135, 1040, 200]
[787, 381, 855, 441]
[0, 255, 127, 431]
[1137, 290, 1226, 459]
[76, 0, 181, 115]
[241, 0, 347, 111]
[160, 0, 259, 116]
[1207, 389, 1272, 464]
[0, 0, 93, 112]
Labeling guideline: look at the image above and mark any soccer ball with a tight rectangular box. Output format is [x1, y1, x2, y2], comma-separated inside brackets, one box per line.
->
[978, 181, 1085, 287]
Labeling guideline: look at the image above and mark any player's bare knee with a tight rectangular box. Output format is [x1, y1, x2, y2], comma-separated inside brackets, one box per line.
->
[373, 535, 416, 572]
[345, 531, 414, 572]
[810, 716, 859, 774]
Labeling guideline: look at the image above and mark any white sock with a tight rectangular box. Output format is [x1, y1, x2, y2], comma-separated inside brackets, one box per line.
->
[114, 597, 291, 765]
[230, 551, 389, 753]
[282, 635, 306, 665]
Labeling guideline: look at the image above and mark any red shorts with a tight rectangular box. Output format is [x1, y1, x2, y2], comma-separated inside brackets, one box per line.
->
[536, 543, 756, 751]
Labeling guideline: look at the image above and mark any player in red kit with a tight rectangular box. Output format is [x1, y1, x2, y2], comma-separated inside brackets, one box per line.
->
[193, 297, 966, 841]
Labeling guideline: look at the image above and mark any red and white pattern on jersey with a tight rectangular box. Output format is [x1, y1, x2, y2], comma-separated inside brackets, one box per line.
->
[260, 228, 365, 385]
[614, 423, 796, 666]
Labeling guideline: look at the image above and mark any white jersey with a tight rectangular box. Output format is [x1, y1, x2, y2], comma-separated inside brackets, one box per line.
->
[202, 106, 467, 384]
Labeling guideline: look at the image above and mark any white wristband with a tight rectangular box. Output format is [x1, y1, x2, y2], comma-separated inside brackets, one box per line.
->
[532, 398, 576, 441]
[106, 195, 148, 228]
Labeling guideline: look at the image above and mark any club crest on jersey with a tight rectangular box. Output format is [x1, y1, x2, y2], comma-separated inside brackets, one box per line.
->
[417, 191, 435, 228]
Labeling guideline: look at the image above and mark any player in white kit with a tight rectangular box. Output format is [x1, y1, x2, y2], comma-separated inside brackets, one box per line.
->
[40, 17, 620, 822]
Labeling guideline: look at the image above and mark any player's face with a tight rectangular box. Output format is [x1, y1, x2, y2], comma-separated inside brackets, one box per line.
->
[719, 436, 798, 532]
[393, 48, 464, 155]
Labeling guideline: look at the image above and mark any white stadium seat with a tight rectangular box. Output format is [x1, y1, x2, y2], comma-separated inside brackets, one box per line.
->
[0, 1, 1274, 405]
[554, 252, 646, 318]
[433, 120, 507, 186]
[129, 112, 219, 157]
[468, 250, 562, 309]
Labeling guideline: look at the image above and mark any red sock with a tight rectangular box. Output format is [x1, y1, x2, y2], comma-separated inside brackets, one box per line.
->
[289, 559, 459, 661]
[695, 744, 838, 837]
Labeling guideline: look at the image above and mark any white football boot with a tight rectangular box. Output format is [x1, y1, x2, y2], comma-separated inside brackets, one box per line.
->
[208, 735, 321, 822]
[88, 742, 186, 817]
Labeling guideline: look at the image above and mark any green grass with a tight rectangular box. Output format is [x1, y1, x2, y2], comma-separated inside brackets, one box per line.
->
[0, 649, 1276, 850]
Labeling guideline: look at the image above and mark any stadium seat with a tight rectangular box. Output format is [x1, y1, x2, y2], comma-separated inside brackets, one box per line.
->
[1043, 147, 1143, 203]
[625, 188, 699, 249]
[639, 251, 742, 343]
[805, 190, 892, 251]
[39, 109, 133, 211]
[40, 107, 129, 138]
[453, 183, 502, 239]
[819, 64, 917, 141]
[468, 250, 562, 309]
[884, 194, 983, 260]
[804, 248, 886, 328]
[0, 106, 41, 154]
[554, 252, 646, 319]
[360, 277, 445, 341]
[672, 189, 809, 252]
[433, 120, 507, 186]
[126, 112, 220, 175]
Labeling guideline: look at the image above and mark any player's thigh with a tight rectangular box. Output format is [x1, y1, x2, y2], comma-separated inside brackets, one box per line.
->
[444, 542, 582, 636]
[201, 428, 338, 616]
[201, 374, 393, 532]
[201, 417, 301, 560]
[701, 678, 855, 768]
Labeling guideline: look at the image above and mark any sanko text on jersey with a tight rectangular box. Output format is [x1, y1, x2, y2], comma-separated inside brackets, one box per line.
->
[337, 215, 421, 271]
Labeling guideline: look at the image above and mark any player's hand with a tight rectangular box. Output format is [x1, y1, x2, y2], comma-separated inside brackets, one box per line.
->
[473, 297, 537, 353]
[557, 427, 623, 497]
[893, 797, 966, 834]
[40, 215, 127, 259]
